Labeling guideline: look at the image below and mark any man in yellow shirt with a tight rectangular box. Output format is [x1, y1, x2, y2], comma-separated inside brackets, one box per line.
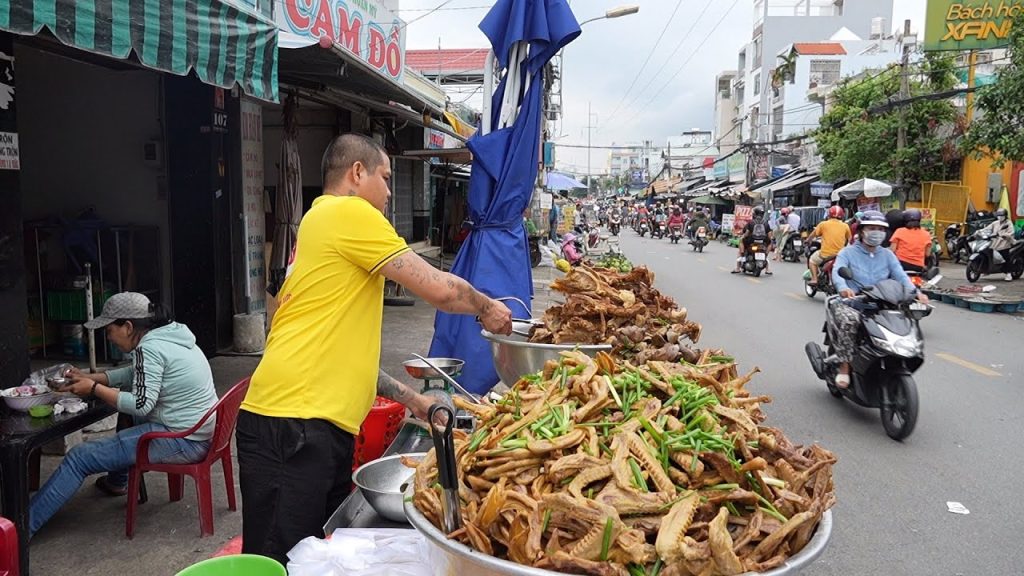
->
[807, 206, 852, 286]
[237, 134, 512, 565]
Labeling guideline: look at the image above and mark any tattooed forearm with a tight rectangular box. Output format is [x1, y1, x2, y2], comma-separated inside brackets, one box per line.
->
[377, 369, 415, 404]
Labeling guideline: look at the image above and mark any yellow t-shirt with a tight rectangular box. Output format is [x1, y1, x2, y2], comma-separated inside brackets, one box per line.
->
[242, 195, 410, 434]
[813, 219, 852, 258]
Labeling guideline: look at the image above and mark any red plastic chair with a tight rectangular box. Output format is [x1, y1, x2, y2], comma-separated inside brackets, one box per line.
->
[0, 516, 17, 576]
[126, 378, 250, 538]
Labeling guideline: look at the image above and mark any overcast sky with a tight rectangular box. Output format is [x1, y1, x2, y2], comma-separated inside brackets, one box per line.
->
[397, 0, 928, 176]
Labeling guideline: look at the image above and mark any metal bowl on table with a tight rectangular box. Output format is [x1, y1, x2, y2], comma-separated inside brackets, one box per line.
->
[352, 453, 426, 523]
[405, 495, 833, 576]
[403, 358, 465, 381]
[481, 320, 612, 387]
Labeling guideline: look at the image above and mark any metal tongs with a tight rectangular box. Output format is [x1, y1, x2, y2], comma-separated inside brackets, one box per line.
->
[428, 403, 461, 533]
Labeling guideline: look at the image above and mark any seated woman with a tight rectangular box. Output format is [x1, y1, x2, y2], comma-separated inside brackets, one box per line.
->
[29, 292, 218, 537]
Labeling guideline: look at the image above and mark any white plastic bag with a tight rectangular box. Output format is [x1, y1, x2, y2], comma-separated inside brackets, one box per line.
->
[287, 528, 432, 576]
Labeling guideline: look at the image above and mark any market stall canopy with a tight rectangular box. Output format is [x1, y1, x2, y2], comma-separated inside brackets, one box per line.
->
[545, 171, 586, 190]
[692, 194, 730, 206]
[831, 178, 893, 201]
[651, 177, 683, 195]
[1, 0, 279, 101]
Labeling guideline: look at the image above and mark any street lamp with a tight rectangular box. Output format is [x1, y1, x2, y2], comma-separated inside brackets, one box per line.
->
[579, 5, 640, 27]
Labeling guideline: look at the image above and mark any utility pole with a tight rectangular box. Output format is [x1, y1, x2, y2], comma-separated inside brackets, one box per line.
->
[896, 19, 911, 209]
[585, 102, 598, 196]
[667, 141, 672, 180]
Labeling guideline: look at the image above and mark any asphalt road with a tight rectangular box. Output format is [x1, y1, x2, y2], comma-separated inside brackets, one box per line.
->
[615, 230, 1024, 576]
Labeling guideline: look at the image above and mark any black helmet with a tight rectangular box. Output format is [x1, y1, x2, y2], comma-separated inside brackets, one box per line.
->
[753, 206, 765, 217]
[996, 208, 1008, 218]
[904, 209, 922, 227]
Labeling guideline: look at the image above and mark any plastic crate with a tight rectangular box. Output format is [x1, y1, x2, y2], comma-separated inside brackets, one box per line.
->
[46, 289, 113, 322]
[352, 397, 406, 471]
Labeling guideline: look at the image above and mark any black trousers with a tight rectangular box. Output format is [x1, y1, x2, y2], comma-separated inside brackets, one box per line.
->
[236, 410, 355, 567]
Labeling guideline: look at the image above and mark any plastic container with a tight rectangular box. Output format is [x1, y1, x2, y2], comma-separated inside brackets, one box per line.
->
[967, 300, 996, 313]
[46, 289, 113, 322]
[955, 298, 971, 309]
[940, 293, 957, 304]
[175, 554, 286, 576]
[353, 397, 406, 471]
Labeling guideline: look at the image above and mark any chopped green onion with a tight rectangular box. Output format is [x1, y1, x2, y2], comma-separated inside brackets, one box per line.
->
[759, 506, 789, 523]
[725, 502, 740, 516]
[708, 483, 739, 491]
[762, 476, 786, 488]
[629, 458, 648, 492]
[587, 487, 595, 499]
[599, 517, 614, 561]
[559, 475, 576, 486]
[638, 417, 664, 445]
[542, 508, 552, 532]
[649, 558, 663, 576]
[467, 430, 488, 452]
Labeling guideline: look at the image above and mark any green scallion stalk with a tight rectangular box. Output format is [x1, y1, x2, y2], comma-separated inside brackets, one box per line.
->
[629, 458, 648, 492]
[725, 502, 740, 516]
[467, 430, 488, 452]
[638, 417, 664, 445]
[759, 505, 789, 523]
[542, 509, 552, 532]
[708, 483, 739, 491]
[649, 558, 663, 576]
[599, 517, 614, 561]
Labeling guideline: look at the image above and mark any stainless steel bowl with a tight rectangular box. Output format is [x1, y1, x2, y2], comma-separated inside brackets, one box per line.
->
[403, 358, 465, 381]
[352, 453, 425, 523]
[480, 321, 612, 386]
[405, 494, 833, 576]
[45, 376, 70, 390]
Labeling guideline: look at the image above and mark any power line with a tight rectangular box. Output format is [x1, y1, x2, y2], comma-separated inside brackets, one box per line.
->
[398, 5, 490, 11]
[603, 0, 685, 124]
[620, 0, 742, 127]
[601, 0, 717, 131]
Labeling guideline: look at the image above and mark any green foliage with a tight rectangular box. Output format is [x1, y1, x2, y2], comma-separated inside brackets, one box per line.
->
[962, 13, 1024, 167]
[813, 53, 960, 186]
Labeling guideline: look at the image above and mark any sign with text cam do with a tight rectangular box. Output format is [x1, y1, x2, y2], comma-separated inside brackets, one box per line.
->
[924, 0, 1024, 51]
[278, 0, 406, 82]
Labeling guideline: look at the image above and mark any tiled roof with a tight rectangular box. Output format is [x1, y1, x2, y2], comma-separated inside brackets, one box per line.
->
[406, 48, 489, 73]
[793, 43, 846, 56]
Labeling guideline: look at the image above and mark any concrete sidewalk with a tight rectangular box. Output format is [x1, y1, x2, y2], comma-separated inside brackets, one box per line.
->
[932, 260, 1024, 301]
[28, 264, 565, 576]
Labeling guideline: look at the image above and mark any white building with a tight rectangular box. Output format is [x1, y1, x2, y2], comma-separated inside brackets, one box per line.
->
[735, 0, 894, 143]
[769, 36, 902, 140]
[714, 71, 741, 156]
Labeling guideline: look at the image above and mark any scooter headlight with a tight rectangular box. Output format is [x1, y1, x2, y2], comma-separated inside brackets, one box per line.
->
[872, 326, 922, 358]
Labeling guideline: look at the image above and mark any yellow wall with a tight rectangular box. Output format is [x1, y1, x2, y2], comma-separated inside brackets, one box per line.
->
[961, 155, 1012, 210]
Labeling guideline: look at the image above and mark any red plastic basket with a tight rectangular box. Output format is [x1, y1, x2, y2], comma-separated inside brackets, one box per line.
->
[353, 397, 406, 471]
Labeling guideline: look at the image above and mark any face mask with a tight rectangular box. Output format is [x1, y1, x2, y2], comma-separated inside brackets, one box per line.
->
[998, 215, 1007, 222]
[863, 230, 886, 247]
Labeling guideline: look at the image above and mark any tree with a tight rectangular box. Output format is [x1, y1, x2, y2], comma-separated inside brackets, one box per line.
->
[814, 53, 960, 187]
[962, 14, 1024, 167]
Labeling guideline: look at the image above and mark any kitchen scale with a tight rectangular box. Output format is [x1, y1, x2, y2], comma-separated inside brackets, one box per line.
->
[402, 356, 475, 433]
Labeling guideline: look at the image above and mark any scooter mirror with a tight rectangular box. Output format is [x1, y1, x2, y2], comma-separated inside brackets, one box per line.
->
[838, 267, 854, 280]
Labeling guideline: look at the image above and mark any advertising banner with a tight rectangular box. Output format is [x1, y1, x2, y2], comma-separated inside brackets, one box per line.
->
[733, 205, 754, 234]
[241, 100, 266, 314]
[924, 0, 1022, 51]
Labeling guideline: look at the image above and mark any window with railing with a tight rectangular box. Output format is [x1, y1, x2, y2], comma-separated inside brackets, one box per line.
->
[753, 72, 761, 96]
[772, 106, 784, 136]
[809, 60, 841, 87]
[765, 0, 842, 18]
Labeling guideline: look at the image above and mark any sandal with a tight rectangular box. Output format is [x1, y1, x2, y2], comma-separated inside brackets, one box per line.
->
[731, 270, 741, 274]
[95, 476, 128, 497]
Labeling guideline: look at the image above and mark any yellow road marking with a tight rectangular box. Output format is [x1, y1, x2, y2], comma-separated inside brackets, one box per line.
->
[785, 292, 804, 301]
[747, 277, 762, 285]
[935, 352, 1002, 377]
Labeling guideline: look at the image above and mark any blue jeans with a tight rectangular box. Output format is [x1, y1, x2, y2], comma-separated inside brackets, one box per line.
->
[29, 421, 209, 537]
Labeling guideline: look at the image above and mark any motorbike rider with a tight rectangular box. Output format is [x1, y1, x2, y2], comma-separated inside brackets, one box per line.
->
[732, 206, 773, 275]
[688, 208, 709, 240]
[982, 208, 1017, 281]
[560, 232, 583, 266]
[830, 211, 929, 389]
[667, 207, 685, 235]
[888, 209, 933, 272]
[775, 206, 803, 260]
[806, 206, 852, 286]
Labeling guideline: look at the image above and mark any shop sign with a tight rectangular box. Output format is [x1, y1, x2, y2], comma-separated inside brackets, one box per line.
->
[733, 205, 753, 234]
[727, 154, 746, 180]
[0, 47, 18, 171]
[0, 132, 17, 170]
[241, 100, 266, 314]
[810, 182, 834, 198]
[539, 192, 553, 210]
[924, 0, 1022, 51]
[278, 0, 406, 82]
[721, 213, 736, 233]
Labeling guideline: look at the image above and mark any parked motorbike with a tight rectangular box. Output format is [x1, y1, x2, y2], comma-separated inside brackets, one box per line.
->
[944, 223, 971, 264]
[609, 215, 621, 236]
[740, 242, 769, 276]
[689, 227, 708, 252]
[805, 269, 930, 441]
[780, 232, 804, 263]
[668, 225, 684, 245]
[527, 235, 542, 268]
[965, 229, 1024, 282]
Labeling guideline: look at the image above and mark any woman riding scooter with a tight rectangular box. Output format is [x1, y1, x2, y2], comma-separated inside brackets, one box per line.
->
[829, 211, 930, 389]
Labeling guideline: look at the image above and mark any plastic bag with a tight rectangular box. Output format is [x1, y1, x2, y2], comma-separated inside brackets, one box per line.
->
[21, 363, 75, 388]
[287, 528, 432, 576]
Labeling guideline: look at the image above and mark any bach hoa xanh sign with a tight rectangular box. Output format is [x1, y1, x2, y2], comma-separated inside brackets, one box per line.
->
[278, 0, 406, 82]
[924, 0, 1024, 51]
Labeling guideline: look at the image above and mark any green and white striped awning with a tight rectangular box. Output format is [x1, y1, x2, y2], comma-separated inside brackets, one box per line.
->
[0, 0, 278, 101]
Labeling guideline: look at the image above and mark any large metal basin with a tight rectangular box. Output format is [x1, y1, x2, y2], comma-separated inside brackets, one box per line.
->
[481, 321, 612, 386]
[352, 453, 425, 523]
[405, 494, 832, 576]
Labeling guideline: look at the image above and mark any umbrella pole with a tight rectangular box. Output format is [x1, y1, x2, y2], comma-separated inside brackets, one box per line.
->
[482, 51, 495, 136]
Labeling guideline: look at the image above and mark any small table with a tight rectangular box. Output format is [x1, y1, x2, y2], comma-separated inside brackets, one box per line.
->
[0, 400, 117, 575]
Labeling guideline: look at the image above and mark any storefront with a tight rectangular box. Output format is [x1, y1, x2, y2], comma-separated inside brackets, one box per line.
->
[0, 0, 279, 386]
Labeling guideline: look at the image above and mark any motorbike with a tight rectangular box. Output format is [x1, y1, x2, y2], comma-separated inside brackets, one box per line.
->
[669, 225, 684, 244]
[609, 215, 621, 236]
[638, 218, 650, 237]
[527, 235, 542, 268]
[805, 269, 932, 441]
[652, 221, 667, 240]
[965, 229, 1024, 282]
[740, 242, 769, 276]
[803, 255, 838, 298]
[944, 223, 971, 264]
[689, 226, 708, 252]
[780, 232, 804, 263]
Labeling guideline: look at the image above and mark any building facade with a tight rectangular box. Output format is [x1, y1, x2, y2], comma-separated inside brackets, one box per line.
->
[714, 71, 741, 156]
